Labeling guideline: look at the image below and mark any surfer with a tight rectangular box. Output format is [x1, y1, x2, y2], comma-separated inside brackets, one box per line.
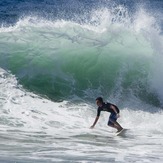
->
[90, 97, 123, 132]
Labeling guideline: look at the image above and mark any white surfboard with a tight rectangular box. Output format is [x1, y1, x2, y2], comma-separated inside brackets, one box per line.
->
[116, 129, 127, 136]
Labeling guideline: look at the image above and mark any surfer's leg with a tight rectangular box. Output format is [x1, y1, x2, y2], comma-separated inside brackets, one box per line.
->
[108, 119, 119, 130]
[108, 120, 122, 132]
[108, 123, 117, 129]
[113, 121, 123, 132]
[108, 113, 123, 132]
[108, 115, 123, 132]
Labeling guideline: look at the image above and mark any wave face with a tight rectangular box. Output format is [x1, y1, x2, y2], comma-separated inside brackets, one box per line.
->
[0, 1, 163, 107]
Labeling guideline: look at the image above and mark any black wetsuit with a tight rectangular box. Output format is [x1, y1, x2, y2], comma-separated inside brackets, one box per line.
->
[97, 102, 120, 125]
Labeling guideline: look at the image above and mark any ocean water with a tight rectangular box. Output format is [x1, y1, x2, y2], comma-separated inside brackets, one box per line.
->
[0, 0, 163, 162]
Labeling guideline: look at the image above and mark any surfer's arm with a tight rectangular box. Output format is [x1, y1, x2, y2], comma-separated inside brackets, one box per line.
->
[110, 105, 120, 117]
[90, 116, 99, 129]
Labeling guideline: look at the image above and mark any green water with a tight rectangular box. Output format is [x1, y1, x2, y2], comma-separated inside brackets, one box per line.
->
[0, 20, 161, 105]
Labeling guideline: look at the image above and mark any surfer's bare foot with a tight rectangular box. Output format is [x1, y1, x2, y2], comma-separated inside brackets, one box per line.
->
[117, 128, 123, 132]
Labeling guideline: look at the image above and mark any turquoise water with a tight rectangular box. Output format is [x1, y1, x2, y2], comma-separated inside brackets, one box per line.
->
[0, 14, 162, 106]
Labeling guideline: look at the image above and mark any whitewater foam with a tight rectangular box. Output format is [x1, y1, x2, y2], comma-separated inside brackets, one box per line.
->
[0, 68, 163, 162]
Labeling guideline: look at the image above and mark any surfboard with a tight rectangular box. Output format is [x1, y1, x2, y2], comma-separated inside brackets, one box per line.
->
[116, 129, 127, 136]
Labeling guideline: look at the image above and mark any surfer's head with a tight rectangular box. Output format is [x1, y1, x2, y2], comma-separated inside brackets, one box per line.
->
[96, 97, 103, 107]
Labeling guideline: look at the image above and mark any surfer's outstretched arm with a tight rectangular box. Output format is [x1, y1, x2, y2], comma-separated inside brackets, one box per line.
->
[90, 116, 99, 129]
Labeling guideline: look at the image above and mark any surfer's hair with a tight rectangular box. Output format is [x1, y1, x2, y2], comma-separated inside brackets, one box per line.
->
[96, 97, 103, 103]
